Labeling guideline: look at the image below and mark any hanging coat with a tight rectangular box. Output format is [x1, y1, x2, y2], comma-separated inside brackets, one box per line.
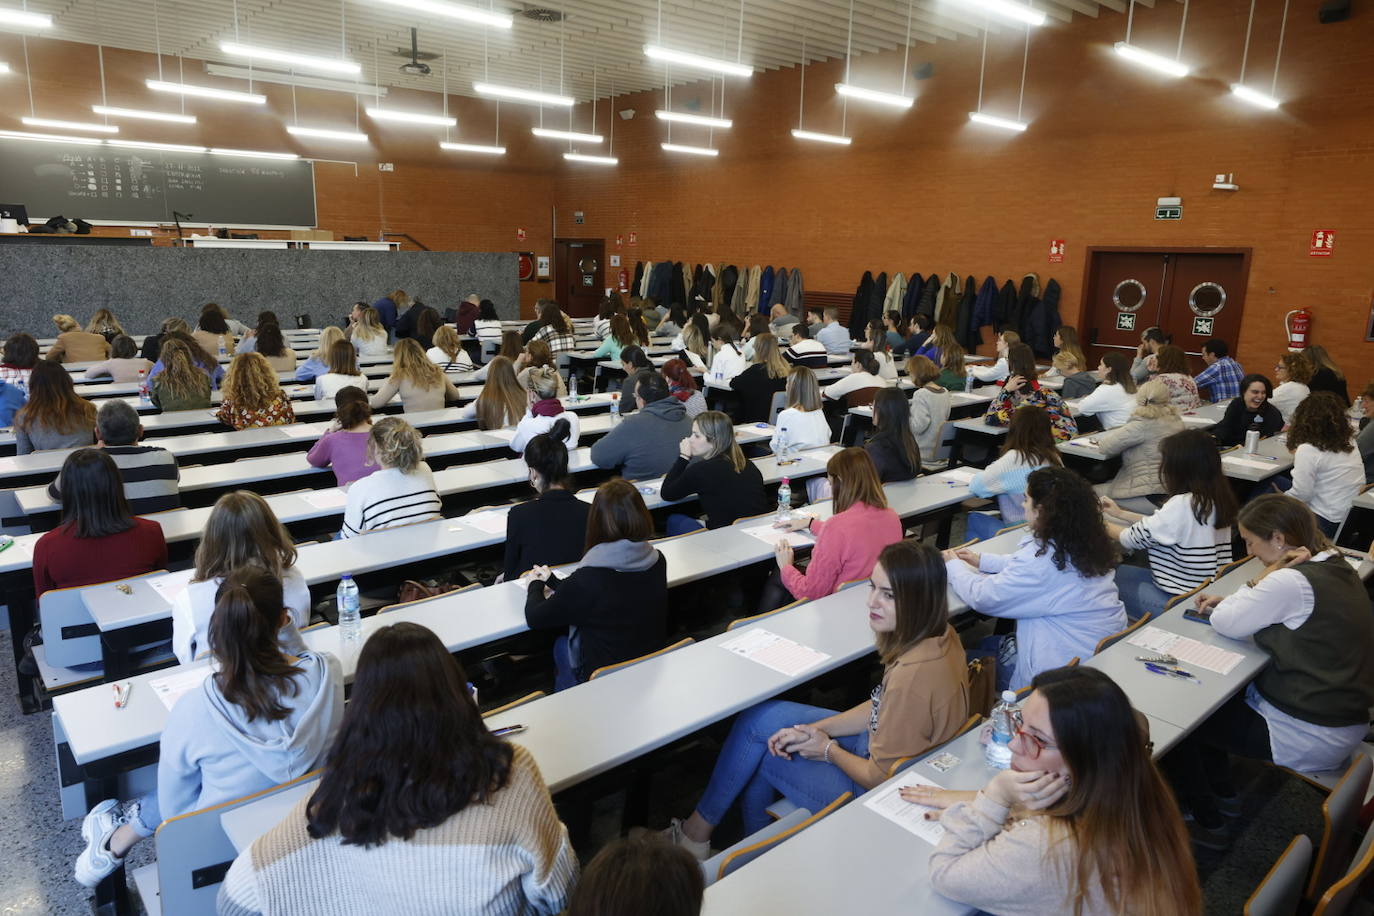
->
[731, 269, 748, 315]
[1027, 278, 1063, 358]
[694, 265, 717, 306]
[639, 262, 653, 298]
[851, 272, 880, 339]
[996, 280, 1018, 329]
[916, 274, 941, 321]
[955, 276, 981, 351]
[758, 266, 775, 315]
[883, 272, 907, 317]
[1012, 272, 1040, 341]
[786, 268, 804, 316]
[851, 272, 875, 339]
[935, 273, 962, 327]
[631, 261, 646, 300]
[972, 276, 999, 331]
[645, 262, 671, 303]
[721, 265, 740, 306]
[771, 267, 788, 311]
[667, 262, 685, 308]
[868, 272, 888, 330]
[742, 265, 762, 317]
[901, 273, 924, 321]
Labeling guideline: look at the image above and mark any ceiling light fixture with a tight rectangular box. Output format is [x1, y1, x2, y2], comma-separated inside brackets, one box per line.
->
[1230, 83, 1280, 109]
[969, 15, 1034, 132]
[564, 152, 618, 165]
[962, 0, 1046, 27]
[643, 45, 752, 78]
[1230, 0, 1288, 110]
[791, 128, 851, 145]
[371, 0, 512, 29]
[21, 117, 118, 133]
[439, 141, 506, 154]
[968, 111, 1028, 131]
[0, 62, 10, 74]
[473, 82, 574, 107]
[219, 41, 360, 75]
[108, 139, 208, 152]
[532, 127, 603, 143]
[365, 107, 456, 126]
[147, 79, 267, 103]
[205, 63, 386, 96]
[654, 110, 732, 129]
[91, 105, 196, 124]
[0, 129, 102, 145]
[794, 31, 850, 146]
[0, 7, 51, 29]
[661, 142, 719, 156]
[210, 147, 300, 160]
[834, 83, 914, 108]
[286, 125, 370, 142]
[1113, 41, 1190, 77]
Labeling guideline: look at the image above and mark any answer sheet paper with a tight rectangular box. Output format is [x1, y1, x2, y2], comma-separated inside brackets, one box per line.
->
[302, 489, 349, 510]
[462, 508, 511, 535]
[863, 771, 947, 845]
[719, 628, 830, 677]
[150, 666, 212, 711]
[147, 568, 196, 605]
[738, 523, 815, 548]
[938, 466, 978, 485]
[1125, 626, 1244, 676]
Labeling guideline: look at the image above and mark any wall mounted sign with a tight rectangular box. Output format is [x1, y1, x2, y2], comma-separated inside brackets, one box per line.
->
[1116, 312, 1137, 331]
[1192, 316, 1215, 336]
[516, 227, 526, 242]
[1048, 239, 1065, 263]
[628, 231, 638, 246]
[1310, 229, 1335, 257]
[516, 252, 534, 282]
[536, 255, 550, 278]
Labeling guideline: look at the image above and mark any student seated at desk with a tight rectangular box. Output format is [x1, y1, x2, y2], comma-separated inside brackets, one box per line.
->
[1212, 373, 1283, 447]
[0, 378, 23, 427]
[662, 410, 769, 534]
[77, 568, 343, 888]
[865, 388, 921, 483]
[782, 322, 828, 369]
[425, 324, 476, 372]
[459, 356, 526, 429]
[524, 479, 668, 690]
[1281, 391, 1364, 536]
[909, 666, 1201, 916]
[218, 623, 575, 916]
[970, 329, 1017, 384]
[591, 370, 694, 481]
[664, 540, 970, 857]
[149, 339, 213, 412]
[149, 330, 224, 390]
[511, 367, 579, 454]
[139, 317, 189, 364]
[295, 326, 345, 383]
[589, 314, 636, 364]
[822, 350, 889, 403]
[1051, 351, 1099, 400]
[729, 332, 789, 423]
[1, 331, 39, 393]
[1129, 325, 1170, 384]
[984, 343, 1076, 442]
[616, 346, 654, 415]
[764, 447, 903, 608]
[14, 360, 95, 454]
[1358, 381, 1374, 483]
[1152, 344, 1202, 413]
[1271, 352, 1313, 425]
[965, 406, 1062, 542]
[1102, 429, 1237, 622]
[346, 303, 389, 358]
[1171, 495, 1374, 835]
[193, 305, 236, 358]
[945, 467, 1126, 691]
[515, 339, 568, 398]
[707, 326, 747, 386]
[171, 490, 311, 664]
[471, 331, 522, 383]
[371, 338, 461, 414]
[661, 358, 707, 419]
[46, 400, 181, 514]
[570, 835, 702, 916]
[502, 426, 592, 581]
[1074, 352, 1137, 430]
[230, 309, 275, 354]
[307, 387, 376, 488]
[532, 302, 578, 355]
[769, 367, 830, 455]
[1304, 344, 1349, 405]
[340, 417, 441, 538]
[904, 355, 952, 465]
[676, 314, 712, 371]
[86, 308, 125, 344]
[216, 352, 296, 430]
[249, 323, 298, 374]
[312, 340, 368, 402]
[471, 298, 503, 342]
[81, 335, 151, 383]
[935, 338, 969, 392]
[860, 321, 898, 381]
[1092, 380, 1184, 514]
[1050, 325, 1086, 380]
[45, 313, 110, 364]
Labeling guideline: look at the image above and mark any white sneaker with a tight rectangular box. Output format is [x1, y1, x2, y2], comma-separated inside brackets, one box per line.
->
[75, 799, 127, 887]
[661, 817, 711, 862]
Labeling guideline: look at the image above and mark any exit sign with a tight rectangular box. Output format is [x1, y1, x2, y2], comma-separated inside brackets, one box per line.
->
[1155, 206, 1182, 220]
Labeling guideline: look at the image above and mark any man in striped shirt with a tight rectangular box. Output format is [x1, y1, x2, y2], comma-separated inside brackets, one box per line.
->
[47, 400, 181, 515]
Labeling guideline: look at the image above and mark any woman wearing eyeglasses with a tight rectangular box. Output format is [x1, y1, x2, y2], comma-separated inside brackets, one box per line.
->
[659, 540, 969, 861]
[904, 666, 1201, 916]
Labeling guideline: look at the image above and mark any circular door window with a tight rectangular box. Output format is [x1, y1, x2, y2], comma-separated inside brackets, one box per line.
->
[1112, 279, 1146, 312]
[578, 256, 598, 273]
[1188, 281, 1226, 317]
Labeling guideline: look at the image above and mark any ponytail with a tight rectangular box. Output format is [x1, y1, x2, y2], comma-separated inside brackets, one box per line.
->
[524, 422, 571, 488]
[209, 567, 302, 722]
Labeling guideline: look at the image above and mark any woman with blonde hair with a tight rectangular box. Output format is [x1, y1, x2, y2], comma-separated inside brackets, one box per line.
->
[372, 338, 460, 413]
[341, 417, 441, 537]
[86, 308, 126, 343]
[769, 366, 830, 454]
[150, 339, 213, 412]
[216, 352, 295, 429]
[140, 316, 189, 363]
[313, 340, 368, 402]
[426, 324, 476, 371]
[1303, 343, 1349, 404]
[678, 314, 712, 370]
[730, 332, 790, 423]
[170, 490, 311, 665]
[1050, 325, 1086, 374]
[662, 410, 769, 534]
[14, 361, 97, 454]
[1094, 379, 1184, 514]
[347, 303, 389, 358]
[460, 356, 526, 429]
[515, 339, 568, 397]
[297, 326, 346, 382]
[511, 366, 579, 454]
[46, 314, 110, 363]
[971, 329, 1020, 384]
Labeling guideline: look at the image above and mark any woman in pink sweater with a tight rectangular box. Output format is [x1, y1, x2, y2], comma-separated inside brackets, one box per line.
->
[764, 447, 903, 607]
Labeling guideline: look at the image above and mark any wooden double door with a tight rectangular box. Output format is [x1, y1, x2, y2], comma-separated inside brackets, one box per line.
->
[1082, 248, 1251, 373]
[553, 238, 605, 318]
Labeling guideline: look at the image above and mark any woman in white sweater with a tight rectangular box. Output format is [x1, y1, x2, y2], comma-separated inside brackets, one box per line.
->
[1102, 429, 1237, 621]
[1074, 352, 1138, 429]
[312, 340, 368, 402]
[903, 355, 951, 466]
[1282, 391, 1365, 536]
[341, 417, 442, 537]
[217, 622, 575, 916]
[770, 366, 831, 455]
[1270, 352, 1312, 425]
[510, 366, 579, 453]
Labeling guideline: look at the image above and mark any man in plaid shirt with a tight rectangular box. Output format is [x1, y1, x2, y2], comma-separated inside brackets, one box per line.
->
[1194, 338, 1244, 402]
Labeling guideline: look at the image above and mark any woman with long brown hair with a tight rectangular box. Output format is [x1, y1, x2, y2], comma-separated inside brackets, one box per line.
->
[1283, 390, 1364, 535]
[532, 302, 576, 354]
[251, 323, 298, 374]
[865, 388, 921, 483]
[966, 405, 1063, 541]
[150, 339, 213, 412]
[14, 361, 96, 454]
[1076, 351, 1139, 429]
[371, 338, 460, 413]
[985, 342, 1077, 441]
[1271, 351, 1313, 424]
[312, 340, 368, 402]
[193, 305, 236, 358]
[152, 329, 223, 388]
[216, 352, 296, 429]
[910, 665, 1201, 916]
[1151, 344, 1201, 412]
[460, 355, 526, 429]
[307, 386, 376, 488]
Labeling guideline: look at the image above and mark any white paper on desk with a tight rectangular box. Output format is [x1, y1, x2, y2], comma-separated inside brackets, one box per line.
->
[862, 772, 947, 844]
[302, 489, 349, 510]
[1125, 626, 1244, 675]
[463, 508, 511, 535]
[720, 628, 830, 676]
[1224, 456, 1281, 471]
[147, 568, 195, 604]
[150, 666, 212, 711]
[739, 522, 815, 548]
[278, 424, 321, 439]
[939, 467, 978, 485]
[1181, 415, 1214, 427]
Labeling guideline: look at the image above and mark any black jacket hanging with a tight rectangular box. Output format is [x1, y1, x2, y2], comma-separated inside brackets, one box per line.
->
[721, 265, 740, 305]
[955, 276, 981, 351]
[901, 273, 924, 321]
[632, 261, 646, 298]
[996, 280, 1018, 329]
[851, 271, 875, 340]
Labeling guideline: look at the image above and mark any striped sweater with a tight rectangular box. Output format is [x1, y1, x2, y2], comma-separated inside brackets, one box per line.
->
[340, 464, 442, 538]
[1118, 493, 1232, 595]
[217, 745, 577, 916]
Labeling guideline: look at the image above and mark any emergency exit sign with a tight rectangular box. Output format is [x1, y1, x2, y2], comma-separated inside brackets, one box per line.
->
[1155, 206, 1182, 220]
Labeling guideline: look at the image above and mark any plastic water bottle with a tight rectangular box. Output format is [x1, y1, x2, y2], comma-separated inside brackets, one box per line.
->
[336, 574, 361, 647]
[985, 690, 1018, 769]
[218, 339, 227, 358]
[1245, 415, 1263, 454]
[776, 477, 793, 522]
[965, 368, 976, 393]
[609, 395, 620, 425]
[137, 370, 151, 405]
[775, 426, 792, 465]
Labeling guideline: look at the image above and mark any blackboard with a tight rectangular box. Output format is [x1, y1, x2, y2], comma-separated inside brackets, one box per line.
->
[0, 138, 317, 227]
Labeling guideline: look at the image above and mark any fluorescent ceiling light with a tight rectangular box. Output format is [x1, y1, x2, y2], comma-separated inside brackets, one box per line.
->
[962, 0, 1046, 27]
[661, 142, 718, 157]
[211, 147, 299, 160]
[219, 42, 360, 75]
[365, 107, 456, 126]
[834, 83, 914, 108]
[654, 110, 732, 129]
[0, 62, 10, 74]
[206, 63, 386, 97]
[147, 79, 267, 104]
[1112, 42, 1190, 78]
[0, 129, 103, 145]
[531, 127, 603, 143]
[439, 141, 506, 155]
[22, 117, 118, 134]
[968, 111, 1028, 131]
[564, 152, 618, 165]
[108, 140, 208, 153]
[1230, 83, 1280, 110]
[287, 125, 370, 142]
[474, 82, 574, 107]
[643, 45, 753, 78]
[791, 128, 851, 145]
[0, 8, 52, 29]
[92, 105, 196, 124]
[373, 0, 512, 29]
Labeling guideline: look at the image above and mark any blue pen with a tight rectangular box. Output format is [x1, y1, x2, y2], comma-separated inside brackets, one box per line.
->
[1143, 662, 1201, 683]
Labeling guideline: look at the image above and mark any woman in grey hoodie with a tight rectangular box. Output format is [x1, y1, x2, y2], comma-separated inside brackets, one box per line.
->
[76, 567, 344, 887]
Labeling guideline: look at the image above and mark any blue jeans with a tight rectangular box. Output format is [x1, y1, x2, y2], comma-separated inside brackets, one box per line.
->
[129, 792, 161, 839]
[964, 511, 1005, 543]
[1114, 563, 1175, 622]
[553, 635, 580, 691]
[966, 635, 1015, 693]
[695, 700, 867, 834]
[666, 513, 705, 537]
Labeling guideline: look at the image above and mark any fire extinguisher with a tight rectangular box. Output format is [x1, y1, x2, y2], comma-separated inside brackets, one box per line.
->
[1285, 308, 1311, 352]
[617, 268, 629, 293]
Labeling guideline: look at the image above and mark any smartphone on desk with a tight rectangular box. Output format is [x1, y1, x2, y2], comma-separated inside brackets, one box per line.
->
[1182, 606, 1213, 626]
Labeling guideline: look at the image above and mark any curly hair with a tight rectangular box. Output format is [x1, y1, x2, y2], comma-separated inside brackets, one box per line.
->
[156, 339, 211, 400]
[1025, 467, 1119, 577]
[1286, 391, 1354, 453]
[222, 351, 284, 411]
[1277, 353, 1313, 385]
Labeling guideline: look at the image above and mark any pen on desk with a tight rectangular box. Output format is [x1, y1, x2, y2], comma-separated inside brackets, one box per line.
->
[112, 681, 132, 708]
[1143, 662, 1201, 683]
[1247, 454, 1279, 461]
[491, 724, 526, 737]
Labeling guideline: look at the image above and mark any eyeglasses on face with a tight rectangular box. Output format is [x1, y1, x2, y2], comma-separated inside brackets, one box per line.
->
[1011, 710, 1057, 759]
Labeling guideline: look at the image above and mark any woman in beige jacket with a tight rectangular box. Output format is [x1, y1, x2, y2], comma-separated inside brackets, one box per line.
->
[46, 314, 110, 363]
[371, 338, 459, 413]
[1091, 379, 1183, 514]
